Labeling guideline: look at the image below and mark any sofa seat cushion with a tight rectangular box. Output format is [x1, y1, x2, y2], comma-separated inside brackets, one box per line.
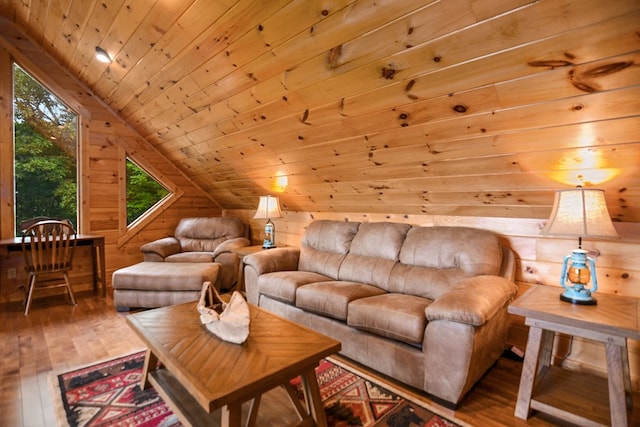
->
[347, 293, 431, 346]
[258, 271, 332, 304]
[165, 252, 215, 262]
[296, 281, 386, 321]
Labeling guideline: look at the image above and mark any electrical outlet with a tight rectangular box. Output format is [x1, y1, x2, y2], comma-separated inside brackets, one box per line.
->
[7, 267, 16, 279]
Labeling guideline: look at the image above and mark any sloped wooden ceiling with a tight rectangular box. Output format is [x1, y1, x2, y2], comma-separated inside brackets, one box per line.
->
[0, 0, 638, 221]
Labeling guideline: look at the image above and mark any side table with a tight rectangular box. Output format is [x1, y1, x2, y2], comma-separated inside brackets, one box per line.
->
[509, 285, 639, 427]
[231, 245, 267, 293]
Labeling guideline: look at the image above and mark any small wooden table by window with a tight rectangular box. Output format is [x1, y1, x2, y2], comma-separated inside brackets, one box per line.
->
[509, 285, 639, 427]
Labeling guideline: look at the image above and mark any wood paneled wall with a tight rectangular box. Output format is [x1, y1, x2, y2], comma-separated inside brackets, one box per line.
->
[230, 208, 640, 391]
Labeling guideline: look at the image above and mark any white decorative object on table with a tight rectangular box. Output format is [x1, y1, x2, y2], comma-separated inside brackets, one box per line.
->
[197, 281, 250, 344]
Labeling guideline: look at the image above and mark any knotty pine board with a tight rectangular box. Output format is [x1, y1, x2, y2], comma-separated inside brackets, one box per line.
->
[146, 2, 638, 149]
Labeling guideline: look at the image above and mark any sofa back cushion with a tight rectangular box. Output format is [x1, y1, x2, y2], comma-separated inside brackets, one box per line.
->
[175, 217, 247, 252]
[338, 222, 411, 289]
[299, 220, 360, 279]
[388, 226, 503, 300]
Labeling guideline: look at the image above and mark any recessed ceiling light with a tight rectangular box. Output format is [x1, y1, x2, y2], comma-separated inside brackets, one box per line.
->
[95, 46, 112, 63]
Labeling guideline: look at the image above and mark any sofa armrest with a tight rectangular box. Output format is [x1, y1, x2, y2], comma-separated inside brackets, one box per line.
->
[243, 247, 300, 275]
[425, 276, 518, 326]
[212, 237, 251, 259]
[140, 237, 181, 260]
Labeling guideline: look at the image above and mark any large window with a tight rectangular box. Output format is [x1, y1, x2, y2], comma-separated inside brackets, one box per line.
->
[13, 64, 78, 235]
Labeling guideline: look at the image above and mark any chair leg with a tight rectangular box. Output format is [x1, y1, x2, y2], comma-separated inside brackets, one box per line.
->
[24, 275, 36, 315]
[64, 272, 77, 306]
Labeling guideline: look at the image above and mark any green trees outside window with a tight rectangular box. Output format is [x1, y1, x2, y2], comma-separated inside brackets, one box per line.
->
[126, 158, 170, 225]
[13, 64, 77, 235]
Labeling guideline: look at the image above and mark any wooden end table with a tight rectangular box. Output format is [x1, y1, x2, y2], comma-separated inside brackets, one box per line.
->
[509, 285, 639, 427]
[231, 245, 272, 293]
[127, 300, 340, 427]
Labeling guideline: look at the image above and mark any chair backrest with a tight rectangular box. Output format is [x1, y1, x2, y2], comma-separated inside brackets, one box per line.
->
[19, 216, 75, 235]
[21, 220, 77, 274]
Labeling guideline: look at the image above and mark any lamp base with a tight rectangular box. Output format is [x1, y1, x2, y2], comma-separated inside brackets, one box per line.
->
[559, 288, 597, 305]
[262, 220, 276, 249]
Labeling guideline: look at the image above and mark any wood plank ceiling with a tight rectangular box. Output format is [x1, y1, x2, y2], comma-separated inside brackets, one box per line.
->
[0, 0, 638, 221]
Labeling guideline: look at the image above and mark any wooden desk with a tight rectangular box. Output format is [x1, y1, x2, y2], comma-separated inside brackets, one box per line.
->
[0, 234, 106, 296]
[127, 301, 340, 427]
[509, 285, 639, 427]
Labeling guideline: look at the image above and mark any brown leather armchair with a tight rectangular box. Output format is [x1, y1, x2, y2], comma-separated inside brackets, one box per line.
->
[140, 217, 250, 290]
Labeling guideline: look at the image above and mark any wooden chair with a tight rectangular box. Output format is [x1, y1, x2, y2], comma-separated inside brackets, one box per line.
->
[21, 220, 77, 315]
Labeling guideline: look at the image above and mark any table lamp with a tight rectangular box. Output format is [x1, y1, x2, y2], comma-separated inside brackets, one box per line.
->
[540, 187, 618, 305]
[253, 195, 282, 249]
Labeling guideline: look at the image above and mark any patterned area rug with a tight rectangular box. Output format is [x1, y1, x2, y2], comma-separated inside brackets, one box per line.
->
[52, 351, 461, 427]
[52, 351, 180, 427]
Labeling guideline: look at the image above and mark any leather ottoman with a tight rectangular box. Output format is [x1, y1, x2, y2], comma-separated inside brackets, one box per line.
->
[113, 262, 220, 311]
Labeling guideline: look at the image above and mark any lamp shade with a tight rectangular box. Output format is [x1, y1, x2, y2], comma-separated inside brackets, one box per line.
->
[253, 195, 282, 220]
[540, 188, 618, 239]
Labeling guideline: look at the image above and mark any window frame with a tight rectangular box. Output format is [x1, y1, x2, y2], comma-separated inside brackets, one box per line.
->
[11, 60, 83, 236]
[117, 147, 183, 247]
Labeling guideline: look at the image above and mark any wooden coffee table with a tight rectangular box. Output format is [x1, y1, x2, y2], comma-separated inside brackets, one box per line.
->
[126, 301, 341, 427]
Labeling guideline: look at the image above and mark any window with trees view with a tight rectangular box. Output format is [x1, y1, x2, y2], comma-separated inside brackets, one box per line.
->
[126, 158, 170, 226]
[13, 64, 77, 235]
[13, 63, 175, 238]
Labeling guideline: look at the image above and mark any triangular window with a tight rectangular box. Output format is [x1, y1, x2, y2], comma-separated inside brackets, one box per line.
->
[126, 158, 170, 226]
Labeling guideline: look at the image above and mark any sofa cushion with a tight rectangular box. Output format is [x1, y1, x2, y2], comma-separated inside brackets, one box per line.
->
[257, 271, 333, 304]
[338, 222, 411, 289]
[347, 293, 431, 346]
[296, 281, 386, 321]
[175, 217, 247, 252]
[388, 226, 503, 300]
[298, 220, 360, 279]
[165, 252, 215, 262]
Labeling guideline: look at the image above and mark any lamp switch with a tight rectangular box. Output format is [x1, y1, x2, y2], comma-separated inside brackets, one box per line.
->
[7, 267, 16, 279]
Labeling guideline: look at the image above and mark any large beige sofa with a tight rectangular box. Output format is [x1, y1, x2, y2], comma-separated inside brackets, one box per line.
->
[244, 220, 518, 405]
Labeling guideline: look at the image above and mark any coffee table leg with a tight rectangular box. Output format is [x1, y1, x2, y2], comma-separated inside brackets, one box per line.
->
[246, 395, 262, 427]
[140, 349, 159, 390]
[300, 368, 327, 427]
[221, 402, 242, 427]
[283, 382, 308, 421]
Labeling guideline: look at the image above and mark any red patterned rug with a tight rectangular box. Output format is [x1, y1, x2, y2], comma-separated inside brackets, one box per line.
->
[52, 351, 461, 427]
[291, 359, 460, 427]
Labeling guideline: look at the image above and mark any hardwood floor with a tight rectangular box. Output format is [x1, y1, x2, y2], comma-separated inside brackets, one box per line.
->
[1, 289, 637, 427]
